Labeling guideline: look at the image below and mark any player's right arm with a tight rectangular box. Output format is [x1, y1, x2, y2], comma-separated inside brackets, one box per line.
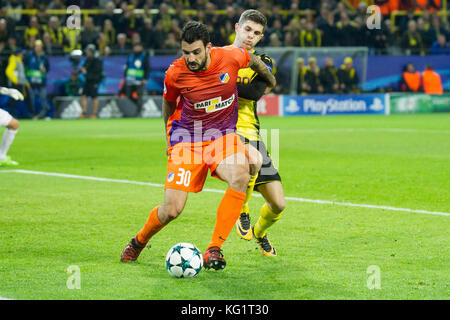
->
[162, 66, 180, 155]
[162, 98, 177, 156]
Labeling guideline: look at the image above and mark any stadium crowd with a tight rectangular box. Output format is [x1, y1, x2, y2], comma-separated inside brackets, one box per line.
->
[0, 0, 448, 58]
[0, 0, 447, 118]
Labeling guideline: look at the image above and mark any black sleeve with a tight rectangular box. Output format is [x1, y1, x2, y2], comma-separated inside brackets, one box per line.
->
[237, 53, 273, 101]
[237, 76, 267, 101]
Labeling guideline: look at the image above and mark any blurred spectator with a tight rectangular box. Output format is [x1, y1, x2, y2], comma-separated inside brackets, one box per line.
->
[7, 37, 18, 55]
[268, 33, 282, 47]
[283, 32, 295, 46]
[119, 2, 143, 39]
[401, 20, 424, 55]
[6, 0, 22, 25]
[164, 32, 181, 50]
[267, 5, 286, 28]
[268, 19, 284, 44]
[96, 33, 108, 56]
[0, 41, 8, 86]
[99, 1, 120, 28]
[35, 3, 49, 29]
[139, 18, 154, 50]
[296, 57, 306, 94]
[0, 7, 16, 36]
[220, 5, 239, 28]
[429, 14, 448, 44]
[374, 0, 400, 18]
[421, 65, 443, 94]
[320, 57, 339, 93]
[5, 48, 34, 117]
[42, 16, 64, 53]
[62, 22, 81, 54]
[113, 33, 131, 55]
[283, 19, 301, 46]
[220, 20, 235, 45]
[300, 21, 321, 47]
[24, 17, 41, 48]
[303, 57, 324, 94]
[123, 42, 149, 114]
[79, 44, 103, 119]
[430, 34, 450, 54]
[372, 17, 391, 55]
[416, 18, 434, 52]
[411, 0, 441, 12]
[0, 18, 10, 44]
[319, 12, 338, 46]
[42, 32, 57, 56]
[338, 57, 360, 94]
[102, 19, 116, 48]
[25, 39, 50, 119]
[80, 17, 100, 51]
[336, 12, 357, 46]
[155, 3, 172, 33]
[399, 63, 421, 92]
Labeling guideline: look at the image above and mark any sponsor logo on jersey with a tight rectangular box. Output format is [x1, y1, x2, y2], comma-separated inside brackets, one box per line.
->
[194, 94, 235, 113]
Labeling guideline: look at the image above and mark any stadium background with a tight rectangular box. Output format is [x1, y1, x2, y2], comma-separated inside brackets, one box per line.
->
[0, 0, 448, 118]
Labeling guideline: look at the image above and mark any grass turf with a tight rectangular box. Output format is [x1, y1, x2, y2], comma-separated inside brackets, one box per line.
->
[0, 114, 449, 299]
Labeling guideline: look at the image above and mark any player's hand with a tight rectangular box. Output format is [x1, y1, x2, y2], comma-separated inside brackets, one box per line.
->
[6, 88, 24, 101]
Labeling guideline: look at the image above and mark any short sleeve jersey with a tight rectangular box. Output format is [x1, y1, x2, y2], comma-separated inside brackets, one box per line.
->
[163, 45, 251, 147]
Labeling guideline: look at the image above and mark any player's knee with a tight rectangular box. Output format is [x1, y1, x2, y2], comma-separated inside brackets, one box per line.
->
[249, 152, 263, 175]
[7, 118, 19, 130]
[159, 203, 183, 223]
[268, 198, 286, 214]
[229, 166, 250, 191]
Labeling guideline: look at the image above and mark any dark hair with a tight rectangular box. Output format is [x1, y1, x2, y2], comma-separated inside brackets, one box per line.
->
[181, 21, 210, 46]
[238, 9, 267, 31]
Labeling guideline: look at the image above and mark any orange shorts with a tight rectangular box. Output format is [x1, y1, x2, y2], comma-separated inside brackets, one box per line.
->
[165, 133, 247, 193]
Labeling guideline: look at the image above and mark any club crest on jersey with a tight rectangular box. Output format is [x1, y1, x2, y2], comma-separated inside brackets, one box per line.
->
[194, 94, 235, 113]
[167, 172, 175, 182]
[219, 72, 230, 84]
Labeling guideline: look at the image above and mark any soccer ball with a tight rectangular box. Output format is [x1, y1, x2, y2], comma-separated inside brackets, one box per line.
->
[165, 242, 203, 278]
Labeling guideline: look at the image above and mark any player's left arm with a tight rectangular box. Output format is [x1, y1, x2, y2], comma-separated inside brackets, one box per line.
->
[247, 52, 276, 92]
[238, 55, 274, 100]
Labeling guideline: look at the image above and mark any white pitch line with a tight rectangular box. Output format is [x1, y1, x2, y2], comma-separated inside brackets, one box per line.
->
[1, 169, 449, 217]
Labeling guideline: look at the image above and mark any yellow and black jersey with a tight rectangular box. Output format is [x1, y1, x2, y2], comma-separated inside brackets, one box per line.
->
[236, 49, 275, 141]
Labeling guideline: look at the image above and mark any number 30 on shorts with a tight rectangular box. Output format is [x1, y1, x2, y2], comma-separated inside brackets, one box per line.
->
[175, 168, 191, 187]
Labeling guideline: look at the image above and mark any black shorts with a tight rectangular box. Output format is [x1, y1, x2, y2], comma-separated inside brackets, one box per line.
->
[239, 135, 282, 190]
[82, 81, 99, 98]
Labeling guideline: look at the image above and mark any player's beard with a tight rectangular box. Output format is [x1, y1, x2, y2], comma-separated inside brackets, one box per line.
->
[186, 54, 207, 72]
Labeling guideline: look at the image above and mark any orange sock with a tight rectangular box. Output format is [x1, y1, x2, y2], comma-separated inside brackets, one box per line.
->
[136, 206, 165, 244]
[208, 188, 246, 249]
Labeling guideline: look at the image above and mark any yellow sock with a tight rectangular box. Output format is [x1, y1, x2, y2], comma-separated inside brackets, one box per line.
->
[242, 174, 258, 214]
[253, 203, 282, 238]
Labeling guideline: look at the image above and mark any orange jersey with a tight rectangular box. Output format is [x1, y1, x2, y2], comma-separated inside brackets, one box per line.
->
[163, 46, 251, 147]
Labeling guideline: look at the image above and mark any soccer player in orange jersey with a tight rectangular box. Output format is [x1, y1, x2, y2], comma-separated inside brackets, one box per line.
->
[121, 21, 276, 270]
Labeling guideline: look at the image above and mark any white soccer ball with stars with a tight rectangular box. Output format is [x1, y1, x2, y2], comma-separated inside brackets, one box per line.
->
[165, 242, 203, 278]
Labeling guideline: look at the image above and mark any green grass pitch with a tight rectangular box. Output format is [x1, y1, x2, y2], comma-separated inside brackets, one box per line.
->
[0, 113, 449, 300]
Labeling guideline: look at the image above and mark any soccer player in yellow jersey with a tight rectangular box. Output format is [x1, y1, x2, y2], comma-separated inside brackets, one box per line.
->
[233, 10, 286, 257]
